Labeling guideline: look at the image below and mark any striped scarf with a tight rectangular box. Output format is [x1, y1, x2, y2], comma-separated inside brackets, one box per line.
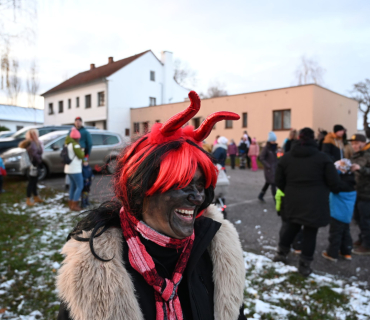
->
[120, 207, 195, 320]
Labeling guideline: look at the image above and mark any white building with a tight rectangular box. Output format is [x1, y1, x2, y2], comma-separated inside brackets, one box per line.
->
[0, 104, 44, 131]
[41, 50, 188, 139]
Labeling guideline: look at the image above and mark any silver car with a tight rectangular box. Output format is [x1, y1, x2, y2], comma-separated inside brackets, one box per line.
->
[2, 130, 124, 180]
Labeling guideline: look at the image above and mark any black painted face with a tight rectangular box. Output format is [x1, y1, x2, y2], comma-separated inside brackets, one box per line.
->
[142, 168, 206, 239]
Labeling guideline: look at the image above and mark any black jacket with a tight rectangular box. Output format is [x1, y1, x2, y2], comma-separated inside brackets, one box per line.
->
[57, 216, 246, 320]
[351, 144, 370, 201]
[322, 132, 344, 162]
[275, 140, 350, 228]
[260, 142, 278, 184]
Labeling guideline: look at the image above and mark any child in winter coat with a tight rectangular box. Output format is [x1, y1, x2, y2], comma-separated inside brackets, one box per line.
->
[81, 163, 94, 208]
[0, 156, 6, 193]
[322, 159, 357, 262]
[248, 138, 260, 171]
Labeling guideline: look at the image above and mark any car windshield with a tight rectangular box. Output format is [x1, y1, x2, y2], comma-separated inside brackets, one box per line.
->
[11, 127, 36, 139]
[40, 131, 67, 146]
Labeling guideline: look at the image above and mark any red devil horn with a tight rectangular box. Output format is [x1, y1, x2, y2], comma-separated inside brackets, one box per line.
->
[193, 112, 240, 142]
[160, 91, 200, 137]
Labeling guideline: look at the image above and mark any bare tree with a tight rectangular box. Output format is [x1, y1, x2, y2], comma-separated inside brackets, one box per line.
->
[0, 0, 37, 97]
[202, 81, 228, 98]
[295, 56, 325, 85]
[7, 59, 21, 105]
[352, 79, 370, 139]
[173, 59, 197, 88]
[26, 60, 39, 108]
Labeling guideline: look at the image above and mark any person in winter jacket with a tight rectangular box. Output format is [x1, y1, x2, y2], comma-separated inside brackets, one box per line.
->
[317, 129, 328, 151]
[349, 134, 370, 255]
[322, 159, 357, 262]
[212, 136, 228, 167]
[227, 139, 238, 169]
[56, 92, 246, 320]
[248, 138, 260, 171]
[0, 156, 5, 193]
[258, 131, 278, 202]
[323, 124, 346, 162]
[81, 163, 94, 208]
[238, 137, 248, 169]
[284, 129, 298, 153]
[274, 128, 351, 276]
[18, 129, 44, 206]
[64, 128, 85, 211]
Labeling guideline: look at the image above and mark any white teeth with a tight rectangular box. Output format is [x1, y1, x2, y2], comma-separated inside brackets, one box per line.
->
[177, 209, 194, 215]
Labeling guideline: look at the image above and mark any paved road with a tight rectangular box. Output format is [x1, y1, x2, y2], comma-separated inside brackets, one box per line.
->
[41, 168, 370, 284]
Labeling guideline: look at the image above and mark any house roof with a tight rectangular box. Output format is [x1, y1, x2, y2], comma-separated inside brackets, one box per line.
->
[0, 104, 44, 123]
[42, 50, 151, 96]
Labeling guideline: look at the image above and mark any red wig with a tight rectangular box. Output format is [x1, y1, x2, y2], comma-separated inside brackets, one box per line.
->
[114, 91, 239, 217]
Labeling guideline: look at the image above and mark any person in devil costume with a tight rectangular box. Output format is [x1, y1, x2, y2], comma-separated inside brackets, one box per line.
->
[56, 91, 246, 320]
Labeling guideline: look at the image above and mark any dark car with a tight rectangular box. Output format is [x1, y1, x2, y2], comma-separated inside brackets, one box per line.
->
[0, 125, 97, 155]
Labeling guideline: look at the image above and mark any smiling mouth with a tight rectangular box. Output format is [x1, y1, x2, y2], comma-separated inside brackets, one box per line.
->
[174, 208, 195, 221]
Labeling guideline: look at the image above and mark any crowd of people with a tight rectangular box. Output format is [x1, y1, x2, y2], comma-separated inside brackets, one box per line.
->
[207, 124, 370, 277]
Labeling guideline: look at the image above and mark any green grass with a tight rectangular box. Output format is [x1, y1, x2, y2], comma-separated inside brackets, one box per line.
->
[0, 177, 78, 318]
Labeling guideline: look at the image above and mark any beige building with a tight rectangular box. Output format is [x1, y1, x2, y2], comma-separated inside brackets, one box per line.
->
[131, 84, 358, 145]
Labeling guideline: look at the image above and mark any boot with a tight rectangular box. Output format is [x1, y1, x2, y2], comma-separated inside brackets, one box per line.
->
[26, 197, 34, 206]
[258, 192, 265, 202]
[70, 201, 82, 212]
[273, 246, 289, 264]
[67, 200, 72, 209]
[298, 257, 313, 277]
[33, 195, 44, 203]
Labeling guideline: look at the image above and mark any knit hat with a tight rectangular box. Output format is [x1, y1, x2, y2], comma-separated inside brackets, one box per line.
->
[267, 131, 277, 142]
[70, 128, 81, 139]
[252, 138, 257, 143]
[217, 136, 228, 145]
[333, 124, 345, 133]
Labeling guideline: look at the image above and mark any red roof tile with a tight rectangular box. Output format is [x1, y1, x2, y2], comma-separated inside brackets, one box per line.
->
[42, 50, 151, 96]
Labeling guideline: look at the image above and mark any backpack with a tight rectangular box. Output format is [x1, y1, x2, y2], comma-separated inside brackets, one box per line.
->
[60, 144, 75, 165]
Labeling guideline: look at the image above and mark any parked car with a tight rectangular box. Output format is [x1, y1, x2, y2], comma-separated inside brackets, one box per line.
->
[0, 125, 97, 155]
[2, 130, 123, 180]
[0, 131, 15, 138]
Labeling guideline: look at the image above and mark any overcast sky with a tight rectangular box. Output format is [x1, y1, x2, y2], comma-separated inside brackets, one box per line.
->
[1, 0, 370, 127]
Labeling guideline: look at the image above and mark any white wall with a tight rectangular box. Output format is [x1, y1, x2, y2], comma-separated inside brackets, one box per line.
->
[107, 51, 188, 139]
[0, 120, 43, 131]
[43, 81, 107, 126]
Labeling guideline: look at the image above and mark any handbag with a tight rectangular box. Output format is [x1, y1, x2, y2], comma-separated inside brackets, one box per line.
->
[20, 152, 32, 170]
[29, 165, 39, 177]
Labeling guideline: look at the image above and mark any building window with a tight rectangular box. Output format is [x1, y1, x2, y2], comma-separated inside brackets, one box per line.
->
[242, 112, 248, 128]
[149, 97, 156, 106]
[193, 117, 201, 129]
[58, 101, 64, 113]
[125, 128, 130, 136]
[225, 120, 233, 129]
[48, 103, 54, 115]
[98, 91, 105, 106]
[68, 99, 71, 109]
[143, 122, 149, 134]
[273, 110, 291, 130]
[150, 71, 155, 81]
[76, 97, 80, 108]
[85, 94, 91, 108]
[134, 122, 140, 133]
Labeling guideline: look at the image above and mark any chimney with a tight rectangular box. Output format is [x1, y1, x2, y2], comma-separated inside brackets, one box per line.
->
[108, 57, 114, 64]
[90, 63, 95, 70]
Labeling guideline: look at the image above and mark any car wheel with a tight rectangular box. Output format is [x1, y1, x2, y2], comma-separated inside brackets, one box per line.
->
[38, 163, 48, 181]
[106, 158, 117, 174]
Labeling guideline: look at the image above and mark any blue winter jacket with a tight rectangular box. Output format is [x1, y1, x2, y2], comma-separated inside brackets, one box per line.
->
[0, 157, 4, 170]
[329, 191, 357, 224]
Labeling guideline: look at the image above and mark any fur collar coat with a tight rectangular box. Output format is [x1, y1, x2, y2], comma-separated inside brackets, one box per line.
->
[56, 205, 246, 320]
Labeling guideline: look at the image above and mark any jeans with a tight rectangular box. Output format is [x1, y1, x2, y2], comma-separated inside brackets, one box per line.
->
[27, 176, 38, 197]
[355, 200, 370, 248]
[68, 173, 83, 202]
[326, 217, 352, 258]
[230, 155, 236, 169]
[261, 182, 276, 198]
[279, 221, 319, 260]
